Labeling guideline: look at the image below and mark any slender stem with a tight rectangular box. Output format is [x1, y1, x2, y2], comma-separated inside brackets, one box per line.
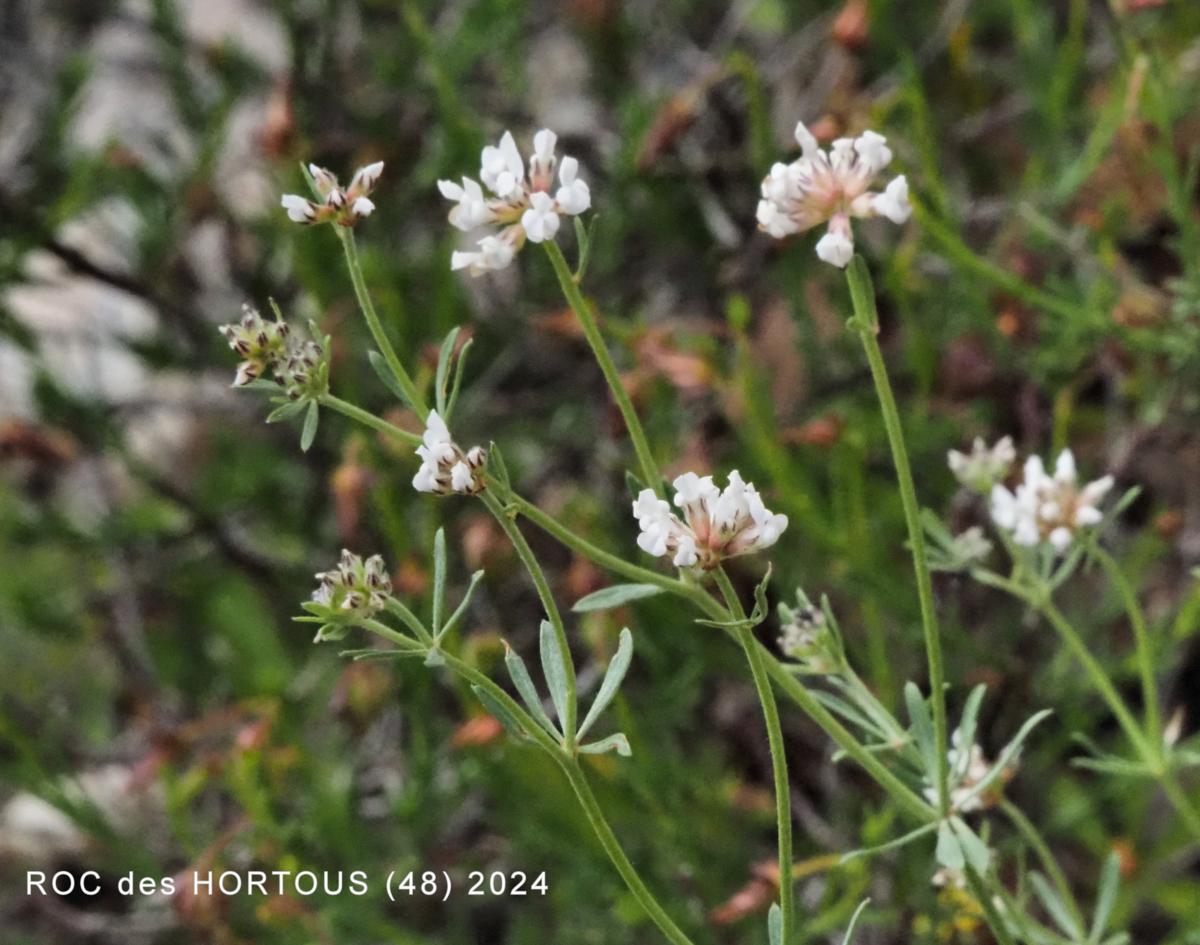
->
[505, 491, 707, 603]
[319, 393, 422, 446]
[846, 256, 949, 815]
[1093, 546, 1162, 742]
[964, 868, 1019, 945]
[1038, 599, 1159, 768]
[556, 759, 699, 945]
[1000, 799, 1086, 933]
[714, 567, 794, 943]
[543, 241, 663, 498]
[337, 228, 427, 418]
[479, 489, 578, 748]
[912, 201, 1082, 322]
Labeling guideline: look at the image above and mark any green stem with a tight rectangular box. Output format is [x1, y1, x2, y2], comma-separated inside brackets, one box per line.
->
[714, 567, 794, 943]
[1000, 799, 1086, 934]
[544, 241, 663, 497]
[1093, 546, 1162, 742]
[479, 489, 578, 748]
[319, 393, 422, 446]
[556, 759, 699, 945]
[964, 868, 1019, 945]
[912, 201, 1082, 322]
[337, 228, 427, 418]
[1038, 598, 1159, 768]
[846, 256, 949, 816]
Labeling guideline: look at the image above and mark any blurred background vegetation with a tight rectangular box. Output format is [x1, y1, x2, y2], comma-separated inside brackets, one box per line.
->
[2, 0, 1200, 942]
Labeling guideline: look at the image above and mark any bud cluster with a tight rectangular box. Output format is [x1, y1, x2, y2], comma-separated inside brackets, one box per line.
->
[948, 436, 1016, 494]
[310, 550, 392, 620]
[282, 161, 384, 227]
[218, 305, 329, 398]
[777, 594, 842, 675]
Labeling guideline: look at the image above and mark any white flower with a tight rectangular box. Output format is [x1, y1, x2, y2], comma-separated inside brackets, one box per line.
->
[989, 448, 1114, 553]
[281, 161, 385, 227]
[555, 157, 591, 214]
[412, 410, 487, 496]
[439, 128, 592, 275]
[521, 191, 560, 243]
[757, 122, 911, 268]
[924, 729, 999, 814]
[948, 436, 1016, 493]
[632, 470, 788, 570]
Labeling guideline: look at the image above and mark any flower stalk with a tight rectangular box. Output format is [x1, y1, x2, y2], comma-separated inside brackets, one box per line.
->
[543, 240, 663, 498]
[845, 255, 950, 816]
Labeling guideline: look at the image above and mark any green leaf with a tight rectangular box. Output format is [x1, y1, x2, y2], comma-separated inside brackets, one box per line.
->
[265, 399, 307, 423]
[446, 337, 472, 420]
[368, 350, 415, 409]
[949, 817, 990, 873]
[341, 648, 426, 662]
[905, 682, 937, 779]
[539, 620, 571, 731]
[432, 528, 447, 634]
[434, 326, 461, 416]
[1089, 852, 1120, 942]
[471, 686, 526, 741]
[935, 821, 964, 870]
[839, 822, 939, 864]
[957, 684, 987, 763]
[578, 733, 631, 756]
[504, 644, 560, 737]
[957, 709, 1053, 807]
[572, 584, 664, 613]
[299, 400, 320, 452]
[577, 628, 633, 740]
[487, 441, 511, 494]
[841, 898, 871, 945]
[438, 570, 485, 642]
[1030, 872, 1082, 939]
[767, 903, 782, 945]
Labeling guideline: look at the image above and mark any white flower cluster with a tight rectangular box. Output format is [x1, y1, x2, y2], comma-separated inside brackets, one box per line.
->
[412, 410, 487, 496]
[311, 549, 392, 618]
[439, 129, 591, 275]
[989, 450, 1114, 553]
[757, 123, 911, 268]
[924, 730, 996, 814]
[948, 436, 1016, 494]
[282, 161, 383, 226]
[633, 471, 788, 570]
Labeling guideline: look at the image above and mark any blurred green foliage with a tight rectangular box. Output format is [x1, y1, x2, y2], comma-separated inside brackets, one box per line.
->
[2, 0, 1200, 942]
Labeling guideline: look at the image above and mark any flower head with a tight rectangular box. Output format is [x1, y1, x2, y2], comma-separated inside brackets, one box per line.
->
[439, 129, 591, 275]
[777, 592, 841, 674]
[310, 549, 392, 623]
[989, 449, 1114, 553]
[218, 305, 330, 399]
[948, 436, 1016, 493]
[632, 470, 788, 570]
[219, 304, 290, 386]
[412, 410, 487, 496]
[281, 161, 383, 227]
[757, 123, 911, 267]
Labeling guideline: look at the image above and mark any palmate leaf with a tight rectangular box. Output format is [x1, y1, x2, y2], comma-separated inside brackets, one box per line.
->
[1029, 872, 1082, 940]
[1089, 852, 1121, 944]
[905, 682, 937, 780]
